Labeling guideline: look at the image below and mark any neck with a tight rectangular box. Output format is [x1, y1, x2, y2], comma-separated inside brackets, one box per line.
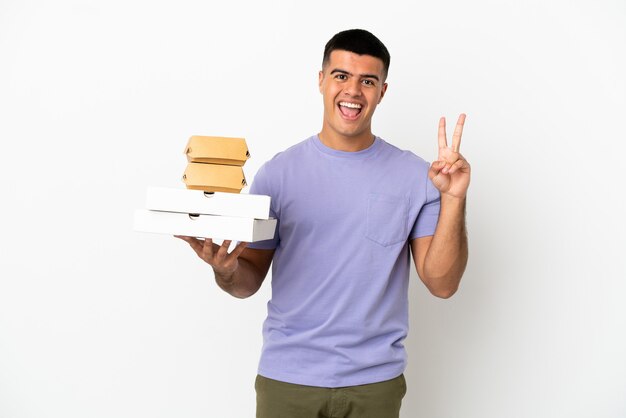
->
[318, 129, 375, 152]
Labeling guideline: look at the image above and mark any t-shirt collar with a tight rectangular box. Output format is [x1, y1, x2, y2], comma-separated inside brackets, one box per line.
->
[312, 134, 381, 159]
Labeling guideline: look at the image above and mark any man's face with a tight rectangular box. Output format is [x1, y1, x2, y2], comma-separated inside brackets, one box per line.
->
[318, 49, 388, 143]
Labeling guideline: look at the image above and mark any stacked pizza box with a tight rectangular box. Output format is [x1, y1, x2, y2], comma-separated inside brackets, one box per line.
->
[133, 136, 277, 242]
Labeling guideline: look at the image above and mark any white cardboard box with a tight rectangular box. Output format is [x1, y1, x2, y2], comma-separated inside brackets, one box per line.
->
[146, 187, 271, 219]
[133, 209, 277, 242]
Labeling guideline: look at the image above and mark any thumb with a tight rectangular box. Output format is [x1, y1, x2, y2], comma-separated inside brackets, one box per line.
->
[428, 160, 446, 179]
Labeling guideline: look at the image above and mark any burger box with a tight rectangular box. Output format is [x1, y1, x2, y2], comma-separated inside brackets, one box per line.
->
[133, 209, 277, 242]
[145, 186, 271, 220]
[184, 136, 250, 166]
[183, 162, 247, 193]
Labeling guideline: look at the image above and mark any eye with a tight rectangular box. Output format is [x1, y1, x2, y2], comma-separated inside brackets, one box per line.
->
[335, 74, 347, 80]
[362, 79, 375, 86]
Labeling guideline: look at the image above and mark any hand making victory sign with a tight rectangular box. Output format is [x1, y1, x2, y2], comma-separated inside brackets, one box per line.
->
[429, 114, 471, 199]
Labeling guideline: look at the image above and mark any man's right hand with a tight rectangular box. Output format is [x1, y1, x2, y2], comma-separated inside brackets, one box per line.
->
[175, 236, 274, 298]
[175, 236, 248, 279]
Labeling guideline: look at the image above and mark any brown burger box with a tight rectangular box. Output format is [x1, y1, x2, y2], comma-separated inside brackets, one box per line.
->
[184, 136, 250, 166]
[182, 162, 247, 193]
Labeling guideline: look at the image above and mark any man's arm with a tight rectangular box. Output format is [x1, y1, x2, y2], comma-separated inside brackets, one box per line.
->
[176, 236, 275, 299]
[411, 195, 468, 298]
[411, 114, 470, 298]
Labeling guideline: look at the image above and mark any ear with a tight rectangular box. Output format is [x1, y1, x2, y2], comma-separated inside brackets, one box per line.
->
[378, 82, 388, 104]
[318, 70, 324, 93]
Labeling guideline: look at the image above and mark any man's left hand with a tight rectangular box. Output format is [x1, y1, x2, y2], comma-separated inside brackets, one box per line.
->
[429, 113, 471, 199]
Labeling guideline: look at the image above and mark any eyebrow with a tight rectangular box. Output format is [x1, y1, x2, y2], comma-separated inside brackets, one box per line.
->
[330, 68, 380, 82]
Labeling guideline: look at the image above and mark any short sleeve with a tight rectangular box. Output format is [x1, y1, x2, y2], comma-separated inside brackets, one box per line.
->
[247, 163, 280, 249]
[409, 176, 441, 239]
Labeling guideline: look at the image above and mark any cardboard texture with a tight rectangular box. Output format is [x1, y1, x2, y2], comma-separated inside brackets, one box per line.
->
[184, 136, 250, 166]
[133, 209, 277, 242]
[145, 186, 271, 219]
[183, 162, 247, 193]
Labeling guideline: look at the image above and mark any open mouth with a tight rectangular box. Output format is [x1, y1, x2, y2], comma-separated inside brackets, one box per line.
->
[338, 101, 362, 120]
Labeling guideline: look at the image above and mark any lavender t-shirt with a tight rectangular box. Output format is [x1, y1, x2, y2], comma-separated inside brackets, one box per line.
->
[248, 134, 440, 387]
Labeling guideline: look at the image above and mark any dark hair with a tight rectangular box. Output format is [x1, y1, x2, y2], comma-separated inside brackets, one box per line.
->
[322, 29, 391, 79]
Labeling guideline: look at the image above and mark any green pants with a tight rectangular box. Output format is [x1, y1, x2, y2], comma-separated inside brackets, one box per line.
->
[255, 374, 406, 418]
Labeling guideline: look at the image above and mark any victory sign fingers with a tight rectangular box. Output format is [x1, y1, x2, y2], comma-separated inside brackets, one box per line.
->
[438, 113, 466, 156]
[431, 113, 471, 198]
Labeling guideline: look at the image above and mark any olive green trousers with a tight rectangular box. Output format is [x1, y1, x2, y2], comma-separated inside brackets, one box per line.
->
[255, 374, 406, 418]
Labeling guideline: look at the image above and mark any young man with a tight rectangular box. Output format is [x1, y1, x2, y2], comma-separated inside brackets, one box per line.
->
[178, 29, 470, 418]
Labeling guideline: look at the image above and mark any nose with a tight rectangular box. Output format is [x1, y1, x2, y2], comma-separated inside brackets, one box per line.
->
[343, 78, 362, 97]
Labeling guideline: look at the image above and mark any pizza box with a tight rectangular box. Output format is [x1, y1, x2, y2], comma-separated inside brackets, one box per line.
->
[133, 209, 277, 242]
[145, 186, 271, 219]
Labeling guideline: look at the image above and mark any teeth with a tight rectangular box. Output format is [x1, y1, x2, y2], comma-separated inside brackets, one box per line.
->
[339, 102, 362, 109]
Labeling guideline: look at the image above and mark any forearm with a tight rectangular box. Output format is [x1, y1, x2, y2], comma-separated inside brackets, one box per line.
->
[214, 258, 266, 299]
[422, 195, 468, 297]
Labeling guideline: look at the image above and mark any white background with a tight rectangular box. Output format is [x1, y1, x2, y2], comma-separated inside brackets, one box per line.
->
[1, 0, 625, 417]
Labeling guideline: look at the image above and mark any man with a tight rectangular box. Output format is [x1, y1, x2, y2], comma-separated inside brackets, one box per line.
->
[178, 29, 469, 418]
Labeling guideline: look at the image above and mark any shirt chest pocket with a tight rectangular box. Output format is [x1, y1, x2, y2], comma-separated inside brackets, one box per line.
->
[366, 193, 409, 247]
